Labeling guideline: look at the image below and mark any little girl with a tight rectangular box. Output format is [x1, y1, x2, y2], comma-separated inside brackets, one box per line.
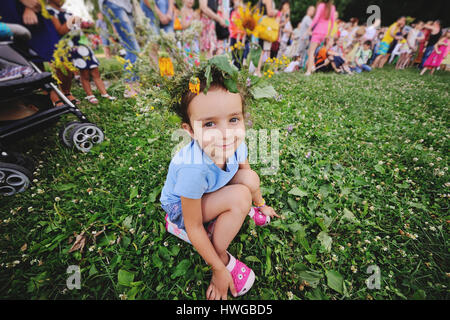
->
[420, 30, 450, 75]
[160, 67, 279, 300]
[47, 0, 116, 105]
[180, 0, 200, 62]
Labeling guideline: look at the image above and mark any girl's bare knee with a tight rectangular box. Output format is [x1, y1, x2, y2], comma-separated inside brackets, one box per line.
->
[232, 184, 252, 216]
[245, 170, 260, 194]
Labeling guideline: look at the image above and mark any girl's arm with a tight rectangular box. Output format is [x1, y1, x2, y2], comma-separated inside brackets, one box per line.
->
[199, 0, 226, 27]
[181, 197, 237, 299]
[144, 0, 169, 24]
[51, 16, 70, 35]
[239, 160, 280, 218]
[22, 7, 38, 25]
[167, 0, 174, 19]
[434, 38, 444, 54]
[263, 0, 278, 18]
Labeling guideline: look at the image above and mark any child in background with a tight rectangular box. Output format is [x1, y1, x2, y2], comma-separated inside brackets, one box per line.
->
[396, 21, 425, 69]
[329, 38, 352, 74]
[313, 37, 333, 73]
[47, 0, 115, 105]
[420, 30, 450, 75]
[351, 40, 372, 73]
[180, 0, 200, 62]
[160, 66, 279, 300]
[277, 2, 292, 59]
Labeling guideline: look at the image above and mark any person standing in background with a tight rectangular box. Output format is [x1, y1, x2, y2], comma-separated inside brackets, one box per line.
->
[95, 12, 111, 59]
[419, 20, 442, 69]
[276, 0, 292, 59]
[290, 5, 315, 67]
[99, 0, 141, 98]
[141, 0, 175, 34]
[199, 0, 228, 58]
[304, 0, 336, 76]
[255, 0, 278, 77]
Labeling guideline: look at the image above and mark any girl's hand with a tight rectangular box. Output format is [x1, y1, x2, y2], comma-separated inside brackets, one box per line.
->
[23, 7, 38, 25]
[259, 205, 280, 219]
[207, 267, 236, 300]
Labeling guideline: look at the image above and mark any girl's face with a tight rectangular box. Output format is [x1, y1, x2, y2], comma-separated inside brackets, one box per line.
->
[183, 89, 246, 163]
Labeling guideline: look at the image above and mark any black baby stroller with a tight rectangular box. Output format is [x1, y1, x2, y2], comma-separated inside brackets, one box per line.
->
[0, 35, 105, 196]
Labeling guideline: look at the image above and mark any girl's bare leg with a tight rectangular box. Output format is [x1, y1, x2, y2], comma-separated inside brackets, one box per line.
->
[201, 184, 252, 265]
[228, 169, 261, 203]
[80, 69, 93, 96]
[256, 49, 269, 76]
[90, 68, 107, 95]
[306, 42, 319, 74]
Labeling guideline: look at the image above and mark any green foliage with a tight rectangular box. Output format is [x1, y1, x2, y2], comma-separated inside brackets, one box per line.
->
[1, 66, 449, 300]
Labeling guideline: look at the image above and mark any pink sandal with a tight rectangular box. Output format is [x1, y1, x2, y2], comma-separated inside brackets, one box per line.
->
[226, 252, 255, 296]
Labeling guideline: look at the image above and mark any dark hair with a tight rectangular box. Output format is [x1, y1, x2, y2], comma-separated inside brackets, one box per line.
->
[176, 68, 246, 127]
[364, 40, 372, 46]
[281, 0, 290, 8]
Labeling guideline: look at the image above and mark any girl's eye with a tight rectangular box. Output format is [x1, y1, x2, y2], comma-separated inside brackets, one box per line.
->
[230, 117, 239, 123]
[204, 122, 214, 128]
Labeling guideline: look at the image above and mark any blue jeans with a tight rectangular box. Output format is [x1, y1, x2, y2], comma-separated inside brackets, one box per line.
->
[420, 46, 434, 69]
[140, 0, 173, 34]
[352, 64, 372, 73]
[102, 0, 140, 81]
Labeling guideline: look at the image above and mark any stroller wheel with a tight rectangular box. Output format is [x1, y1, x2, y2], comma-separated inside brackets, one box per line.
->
[0, 151, 35, 173]
[0, 162, 32, 196]
[59, 121, 83, 148]
[69, 123, 104, 153]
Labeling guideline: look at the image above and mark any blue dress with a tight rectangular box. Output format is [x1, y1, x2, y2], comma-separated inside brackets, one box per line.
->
[0, 0, 60, 63]
[47, 7, 99, 70]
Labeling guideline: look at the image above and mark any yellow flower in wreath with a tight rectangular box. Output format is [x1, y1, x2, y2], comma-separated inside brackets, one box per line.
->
[189, 77, 200, 95]
[158, 56, 174, 77]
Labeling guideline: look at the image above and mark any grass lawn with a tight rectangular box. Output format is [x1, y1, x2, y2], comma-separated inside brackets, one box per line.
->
[0, 65, 449, 300]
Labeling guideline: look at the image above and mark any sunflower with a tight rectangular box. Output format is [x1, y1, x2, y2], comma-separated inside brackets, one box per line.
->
[233, 3, 262, 37]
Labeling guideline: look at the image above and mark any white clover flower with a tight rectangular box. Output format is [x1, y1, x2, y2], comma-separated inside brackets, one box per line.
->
[287, 291, 294, 300]
[413, 157, 418, 162]
[351, 266, 358, 273]
[164, 241, 168, 247]
[55, 197, 61, 202]
[119, 293, 127, 300]
[28, 207, 33, 213]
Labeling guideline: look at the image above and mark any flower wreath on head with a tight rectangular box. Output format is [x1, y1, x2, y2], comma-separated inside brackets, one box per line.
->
[166, 54, 278, 119]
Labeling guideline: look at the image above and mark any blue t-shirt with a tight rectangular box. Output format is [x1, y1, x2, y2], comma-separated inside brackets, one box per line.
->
[160, 139, 248, 204]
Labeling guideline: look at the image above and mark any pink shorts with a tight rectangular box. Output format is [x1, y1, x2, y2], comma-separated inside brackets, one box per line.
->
[311, 33, 327, 44]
